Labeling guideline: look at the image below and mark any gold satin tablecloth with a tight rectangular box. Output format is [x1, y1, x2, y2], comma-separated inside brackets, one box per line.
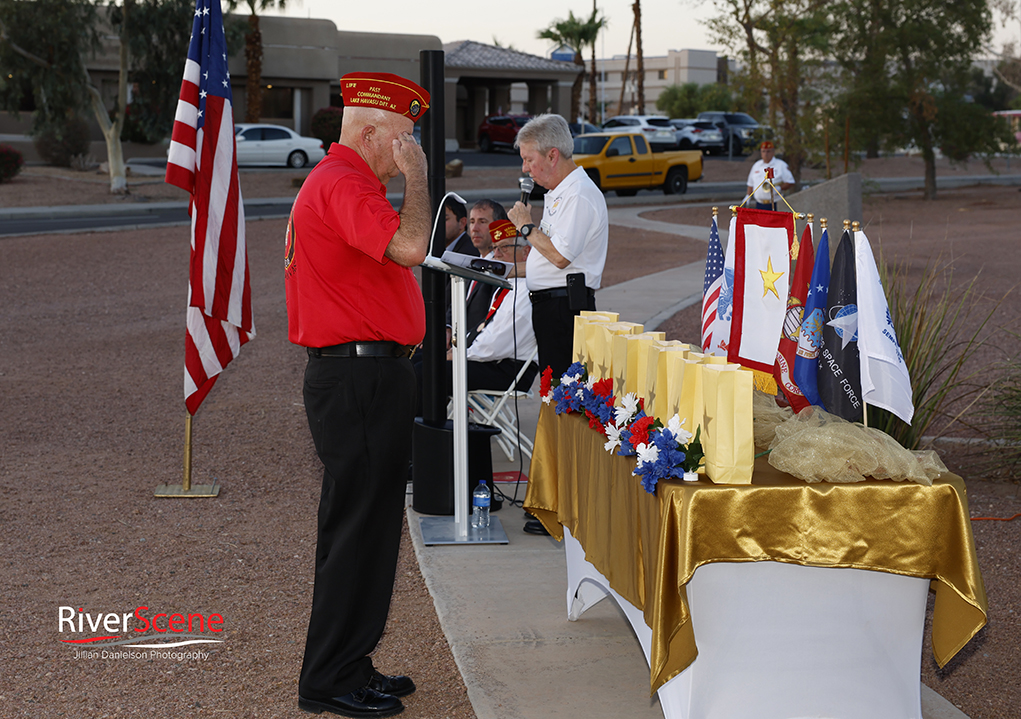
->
[524, 405, 988, 693]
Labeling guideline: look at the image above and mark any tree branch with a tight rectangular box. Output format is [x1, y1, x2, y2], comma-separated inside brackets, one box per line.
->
[0, 16, 53, 68]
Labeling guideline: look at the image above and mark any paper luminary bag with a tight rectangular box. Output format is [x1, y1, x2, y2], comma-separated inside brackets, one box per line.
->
[624, 332, 667, 396]
[667, 355, 705, 436]
[701, 363, 755, 484]
[585, 321, 644, 380]
[642, 341, 691, 411]
[573, 311, 620, 366]
[609, 331, 665, 396]
[651, 343, 693, 420]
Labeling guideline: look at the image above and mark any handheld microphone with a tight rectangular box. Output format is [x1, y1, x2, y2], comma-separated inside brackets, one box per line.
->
[519, 177, 534, 205]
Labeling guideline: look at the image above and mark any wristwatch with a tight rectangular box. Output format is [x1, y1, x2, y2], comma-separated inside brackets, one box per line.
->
[520, 224, 536, 238]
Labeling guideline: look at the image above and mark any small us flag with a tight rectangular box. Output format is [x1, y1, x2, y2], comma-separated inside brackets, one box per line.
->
[701, 215, 725, 353]
[166, 0, 254, 415]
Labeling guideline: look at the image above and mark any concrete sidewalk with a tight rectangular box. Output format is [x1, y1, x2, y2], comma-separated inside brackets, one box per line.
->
[406, 243, 969, 719]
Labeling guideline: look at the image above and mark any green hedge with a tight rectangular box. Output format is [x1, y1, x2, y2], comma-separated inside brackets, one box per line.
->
[310, 107, 344, 150]
[0, 144, 24, 183]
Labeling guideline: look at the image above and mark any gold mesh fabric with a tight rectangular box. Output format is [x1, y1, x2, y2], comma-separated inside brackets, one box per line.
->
[768, 406, 948, 485]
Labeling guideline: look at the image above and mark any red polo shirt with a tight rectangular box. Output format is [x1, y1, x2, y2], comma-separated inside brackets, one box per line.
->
[285, 143, 425, 347]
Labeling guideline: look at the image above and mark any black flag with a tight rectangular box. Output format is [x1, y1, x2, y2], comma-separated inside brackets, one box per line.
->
[817, 229, 863, 422]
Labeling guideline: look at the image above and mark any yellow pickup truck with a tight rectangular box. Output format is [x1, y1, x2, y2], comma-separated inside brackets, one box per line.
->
[572, 132, 703, 196]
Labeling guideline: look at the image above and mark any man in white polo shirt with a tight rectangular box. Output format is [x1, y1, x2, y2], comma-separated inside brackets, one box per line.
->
[508, 113, 608, 383]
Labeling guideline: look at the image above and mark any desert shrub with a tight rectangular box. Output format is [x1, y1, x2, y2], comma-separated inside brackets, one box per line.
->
[310, 106, 344, 149]
[0, 144, 25, 182]
[33, 116, 92, 167]
[869, 257, 1000, 450]
[979, 359, 1021, 478]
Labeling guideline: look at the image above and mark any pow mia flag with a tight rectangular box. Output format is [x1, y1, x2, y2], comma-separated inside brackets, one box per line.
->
[817, 229, 863, 422]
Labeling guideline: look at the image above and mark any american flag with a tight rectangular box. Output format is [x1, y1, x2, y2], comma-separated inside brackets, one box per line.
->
[166, 0, 254, 416]
[700, 215, 725, 352]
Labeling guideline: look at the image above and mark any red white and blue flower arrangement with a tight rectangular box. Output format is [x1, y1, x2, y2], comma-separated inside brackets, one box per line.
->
[540, 362, 705, 494]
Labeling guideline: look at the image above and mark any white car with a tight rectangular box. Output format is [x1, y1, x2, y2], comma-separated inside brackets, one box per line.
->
[669, 119, 726, 154]
[600, 115, 678, 151]
[234, 124, 326, 168]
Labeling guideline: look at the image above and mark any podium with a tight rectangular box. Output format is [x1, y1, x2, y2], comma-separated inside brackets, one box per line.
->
[415, 255, 512, 545]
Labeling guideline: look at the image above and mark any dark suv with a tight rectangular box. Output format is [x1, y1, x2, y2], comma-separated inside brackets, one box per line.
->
[477, 114, 531, 152]
[696, 112, 766, 155]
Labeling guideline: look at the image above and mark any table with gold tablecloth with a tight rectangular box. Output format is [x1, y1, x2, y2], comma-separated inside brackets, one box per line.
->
[524, 404, 988, 696]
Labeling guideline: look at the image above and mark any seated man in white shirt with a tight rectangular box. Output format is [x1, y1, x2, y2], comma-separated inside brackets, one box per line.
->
[416, 221, 538, 413]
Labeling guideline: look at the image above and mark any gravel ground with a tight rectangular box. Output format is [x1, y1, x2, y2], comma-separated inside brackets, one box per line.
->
[2, 163, 1019, 719]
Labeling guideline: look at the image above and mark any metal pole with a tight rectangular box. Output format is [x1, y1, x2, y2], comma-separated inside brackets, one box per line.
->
[420, 49, 447, 425]
[451, 276, 469, 539]
[183, 413, 193, 491]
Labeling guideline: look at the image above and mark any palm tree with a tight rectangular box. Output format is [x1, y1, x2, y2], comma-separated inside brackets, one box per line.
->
[538, 11, 590, 122]
[585, 7, 608, 124]
[227, 0, 287, 123]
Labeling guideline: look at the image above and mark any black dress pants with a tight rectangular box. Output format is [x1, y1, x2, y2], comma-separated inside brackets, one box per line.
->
[530, 293, 595, 381]
[299, 354, 417, 699]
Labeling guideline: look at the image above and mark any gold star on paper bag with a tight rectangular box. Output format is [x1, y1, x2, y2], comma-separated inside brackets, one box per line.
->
[760, 256, 784, 300]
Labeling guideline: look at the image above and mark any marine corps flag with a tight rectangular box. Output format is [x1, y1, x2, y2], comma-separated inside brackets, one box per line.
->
[818, 230, 863, 422]
[773, 223, 814, 412]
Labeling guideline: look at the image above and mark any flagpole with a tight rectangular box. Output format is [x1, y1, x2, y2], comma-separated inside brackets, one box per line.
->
[183, 413, 193, 491]
[851, 219, 869, 428]
[154, 413, 220, 498]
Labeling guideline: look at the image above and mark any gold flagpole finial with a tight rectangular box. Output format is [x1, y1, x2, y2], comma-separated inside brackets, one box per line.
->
[712, 206, 718, 218]
[852, 220, 861, 232]
[842, 219, 851, 231]
[807, 213, 814, 223]
[820, 217, 828, 229]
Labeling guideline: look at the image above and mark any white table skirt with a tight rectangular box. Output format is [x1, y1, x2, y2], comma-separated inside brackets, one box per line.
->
[563, 526, 931, 719]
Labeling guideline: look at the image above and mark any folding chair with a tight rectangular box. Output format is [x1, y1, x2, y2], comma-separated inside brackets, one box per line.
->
[449, 350, 539, 463]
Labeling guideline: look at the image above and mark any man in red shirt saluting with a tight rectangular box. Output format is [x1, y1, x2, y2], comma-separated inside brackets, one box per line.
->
[285, 72, 431, 718]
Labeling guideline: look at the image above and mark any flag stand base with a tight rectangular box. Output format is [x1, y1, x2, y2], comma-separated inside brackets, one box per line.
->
[155, 413, 220, 497]
[154, 481, 220, 498]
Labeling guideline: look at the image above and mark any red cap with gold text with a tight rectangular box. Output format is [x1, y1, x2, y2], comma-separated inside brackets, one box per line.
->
[488, 219, 520, 244]
[340, 73, 430, 121]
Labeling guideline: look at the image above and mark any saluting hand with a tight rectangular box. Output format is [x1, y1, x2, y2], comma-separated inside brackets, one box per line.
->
[393, 132, 427, 179]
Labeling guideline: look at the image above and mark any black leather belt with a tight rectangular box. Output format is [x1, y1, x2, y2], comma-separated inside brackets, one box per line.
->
[307, 341, 415, 359]
[529, 286, 595, 304]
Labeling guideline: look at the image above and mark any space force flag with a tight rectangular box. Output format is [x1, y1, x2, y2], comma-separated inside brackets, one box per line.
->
[166, 0, 255, 415]
[727, 208, 794, 373]
[855, 230, 914, 424]
[817, 230, 862, 422]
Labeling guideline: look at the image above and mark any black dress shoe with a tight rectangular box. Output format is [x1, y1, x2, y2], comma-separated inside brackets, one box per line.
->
[367, 670, 416, 697]
[298, 687, 403, 717]
[523, 518, 550, 536]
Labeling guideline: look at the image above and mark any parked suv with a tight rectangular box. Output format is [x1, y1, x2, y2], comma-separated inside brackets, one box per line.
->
[696, 112, 766, 155]
[477, 114, 531, 152]
[601, 115, 678, 151]
[669, 119, 725, 154]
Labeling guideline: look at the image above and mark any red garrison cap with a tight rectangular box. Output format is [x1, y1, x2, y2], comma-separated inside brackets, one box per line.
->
[340, 72, 430, 121]
[488, 219, 520, 243]
[760, 140, 775, 150]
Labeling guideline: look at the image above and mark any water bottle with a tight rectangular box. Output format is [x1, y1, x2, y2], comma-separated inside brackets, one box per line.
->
[471, 480, 491, 529]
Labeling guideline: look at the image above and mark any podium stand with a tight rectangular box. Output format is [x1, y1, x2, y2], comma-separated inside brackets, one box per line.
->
[416, 255, 512, 546]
